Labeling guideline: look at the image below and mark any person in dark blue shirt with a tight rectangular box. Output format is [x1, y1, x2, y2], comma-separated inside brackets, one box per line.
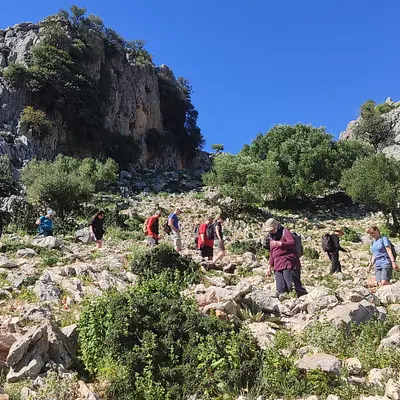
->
[168, 208, 183, 251]
[35, 209, 54, 236]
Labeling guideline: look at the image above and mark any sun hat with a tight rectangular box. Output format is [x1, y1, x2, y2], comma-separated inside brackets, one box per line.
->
[264, 218, 280, 232]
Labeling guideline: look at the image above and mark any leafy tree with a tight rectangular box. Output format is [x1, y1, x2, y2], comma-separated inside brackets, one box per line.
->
[21, 155, 118, 217]
[211, 144, 224, 154]
[341, 153, 400, 230]
[205, 124, 373, 206]
[19, 106, 52, 137]
[3, 63, 29, 88]
[126, 40, 153, 66]
[353, 100, 391, 150]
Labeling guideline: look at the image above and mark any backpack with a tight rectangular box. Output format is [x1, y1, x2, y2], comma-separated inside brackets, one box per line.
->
[143, 218, 149, 236]
[163, 221, 172, 235]
[292, 232, 303, 259]
[382, 236, 397, 261]
[194, 224, 200, 244]
[206, 222, 216, 240]
[322, 233, 336, 253]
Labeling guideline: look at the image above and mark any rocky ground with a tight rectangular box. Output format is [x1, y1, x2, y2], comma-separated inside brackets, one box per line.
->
[0, 190, 399, 399]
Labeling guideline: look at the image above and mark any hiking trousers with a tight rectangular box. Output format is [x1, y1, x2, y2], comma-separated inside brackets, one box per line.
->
[329, 252, 342, 274]
[275, 268, 307, 297]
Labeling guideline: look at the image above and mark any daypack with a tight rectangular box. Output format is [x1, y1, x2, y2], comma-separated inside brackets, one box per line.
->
[322, 233, 336, 253]
[194, 224, 200, 244]
[163, 221, 172, 235]
[143, 218, 150, 236]
[292, 232, 303, 259]
[381, 236, 397, 261]
[206, 222, 216, 240]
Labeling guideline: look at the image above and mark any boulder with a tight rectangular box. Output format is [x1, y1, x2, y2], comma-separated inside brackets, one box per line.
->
[6, 320, 78, 382]
[78, 380, 99, 400]
[376, 281, 400, 305]
[344, 357, 362, 375]
[16, 248, 36, 258]
[247, 322, 276, 349]
[33, 273, 61, 303]
[295, 353, 341, 375]
[244, 289, 280, 314]
[294, 287, 338, 314]
[31, 236, 63, 249]
[385, 379, 400, 400]
[0, 257, 17, 269]
[74, 227, 93, 244]
[324, 300, 380, 328]
[368, 368, 396, 387]
[379, 325, 400, 349]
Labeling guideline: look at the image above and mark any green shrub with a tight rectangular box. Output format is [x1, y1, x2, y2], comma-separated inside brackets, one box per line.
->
[21, 155, 118, 218]
[342, 226, 360, 242]
[19, 106, 52, 137]
[3, 62, 29, 87]
[228, 240, 268, 258]
[303, 247, 319, 259]
[375, 102, 394, 115]
[131, 243, 201, 284]
[78, 274, 260, 400]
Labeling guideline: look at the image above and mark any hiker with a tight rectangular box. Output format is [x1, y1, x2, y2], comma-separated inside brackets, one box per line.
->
[198, 216, 215, 260]
[213, 215, 226, 263]
[147, 210, 161, 246]
[265, 218, 307, 297]
[168, 208, 183, 252]
[366, 225, 399, 286]
[90, 210, 105, 250]
[35, 209, 54, 237]
[325, 228, 347, 274]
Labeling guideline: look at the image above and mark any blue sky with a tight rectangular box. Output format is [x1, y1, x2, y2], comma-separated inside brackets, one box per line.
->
[1, 1, 399, 153]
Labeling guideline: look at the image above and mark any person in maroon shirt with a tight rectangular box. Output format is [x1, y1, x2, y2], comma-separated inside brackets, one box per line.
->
[198, 216, 214, 260]
[265, 218, 307, 297]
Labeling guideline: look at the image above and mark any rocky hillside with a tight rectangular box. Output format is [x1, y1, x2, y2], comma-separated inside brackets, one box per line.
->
[0, 190, 400, 399]
[0, 11, 209, 172]
[340, 97, 400, 159]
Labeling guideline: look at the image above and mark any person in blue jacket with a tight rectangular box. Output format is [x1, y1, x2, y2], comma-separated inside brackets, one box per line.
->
[36, 209, 54, 237]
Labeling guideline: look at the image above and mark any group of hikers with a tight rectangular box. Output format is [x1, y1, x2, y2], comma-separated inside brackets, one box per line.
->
[35, 208, 399, 297]
[143, 208, 227, 263]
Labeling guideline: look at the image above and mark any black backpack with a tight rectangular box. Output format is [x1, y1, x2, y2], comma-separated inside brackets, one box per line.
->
[206, 222, 216, 240]
[381, 236, 397, 261]
[163, 221, 172, 235]
[194, 224, 200, 244]
[321, 234, 336, 253]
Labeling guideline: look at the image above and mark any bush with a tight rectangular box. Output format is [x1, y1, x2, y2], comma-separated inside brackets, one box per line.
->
[19, 106, 52, 137]
[131, 243, 201, 284]
[375, 102, 394, 115]
[303, 247, 319, 259]
[78, 274, 260, 400]
[342, 226, 360, 242]
[21, 155, 118, 218]
[228, 240, 268, 258]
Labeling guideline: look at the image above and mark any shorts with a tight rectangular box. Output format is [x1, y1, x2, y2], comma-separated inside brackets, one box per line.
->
[215, 239, 225, 252]
[147, 236, 159, 246]
[172, 231, 182, 251]
[201, 245, 213, 259]
[375, 263, 392, 283]
[94, 232, 103, 241]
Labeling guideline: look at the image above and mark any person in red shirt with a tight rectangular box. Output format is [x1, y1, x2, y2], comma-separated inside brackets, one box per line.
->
[147, 210, 161, 245]
[198, 216, 214, 260]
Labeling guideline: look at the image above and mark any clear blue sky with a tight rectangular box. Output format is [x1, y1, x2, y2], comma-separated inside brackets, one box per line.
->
[1, 1, 399, 153]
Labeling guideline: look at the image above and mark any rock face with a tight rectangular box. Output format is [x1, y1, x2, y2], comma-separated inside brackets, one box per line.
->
[0, 21, 210, 171]
[6, 320, 78, 383]
[340, 97, 400, 159]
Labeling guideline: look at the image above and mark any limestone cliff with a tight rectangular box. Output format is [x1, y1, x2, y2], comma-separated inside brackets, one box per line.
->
[340, 97, 400, 159]
[0, 18, 209, 171]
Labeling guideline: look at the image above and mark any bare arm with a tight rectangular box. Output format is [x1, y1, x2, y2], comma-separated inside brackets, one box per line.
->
[216, 225, 222, 241]
[35, 218, 41, 225]
[367, 255, 374, 272]
[386, 246, 399, 271]
[168, 218, 179, 232]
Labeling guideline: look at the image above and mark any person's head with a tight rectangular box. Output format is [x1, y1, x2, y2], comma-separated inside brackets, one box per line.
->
[366, 225, 381, 240]
[205, 215, 213, 224]
[93, 210, 105, 220]
[155, 210, 162, 219]
[46, 209, 54, 219]
[265, 218, 280, 235]
[334, 228, 344, 237]
[175, 208, 183, 216]
[216, 214, 226, 224]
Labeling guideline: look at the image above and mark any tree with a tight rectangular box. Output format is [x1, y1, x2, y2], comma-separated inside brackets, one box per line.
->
[211, 144, 224, 154]
[21, 155, 118, 217]
[341, 153, 400, 230]
[353, 100, 391, 150]
[205, 124, 373, 207]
